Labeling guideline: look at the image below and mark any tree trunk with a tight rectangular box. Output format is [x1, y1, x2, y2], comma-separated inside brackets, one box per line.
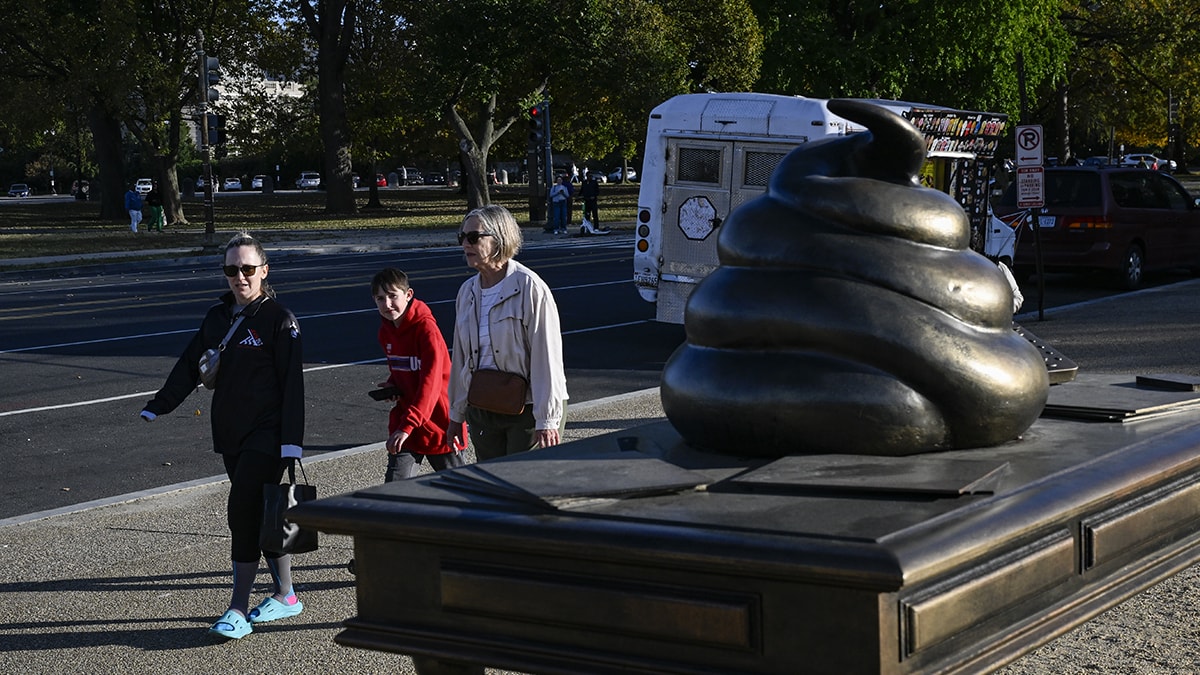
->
[161, 109, 187, 225]
[460, 142, 489, 211]
[319, 82, 356, 213]
[87, 106, 126, 221]
[154, 154, 184, 226]
[447, 94, 509, 212]
[1056, 83, 1070, 163]
[309, 0, 357, 215]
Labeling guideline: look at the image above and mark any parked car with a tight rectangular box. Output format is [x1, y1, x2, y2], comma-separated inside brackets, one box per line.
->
[424, 172, 446, 186]
[196, 175, 217, 191]
[352, 173, 361, 188]
[1120, 154, 1165, 171]
[608, 167, 637, 182]
[251, 175, 267, 190]
[8, 183, 30, 197]
[296, 171, 321, 190]
[397, 167, 423, 185]
[1081, 156, 1111, 168]
[997, 167, 1200, 289]
[135, 178, 153, 195]
[584, 169, 606, 183]
[375, 173, 388, 187]
[223, 177, 242, 191]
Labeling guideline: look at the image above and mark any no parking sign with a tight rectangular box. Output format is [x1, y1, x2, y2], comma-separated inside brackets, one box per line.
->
[1016, 125, 1044, 208]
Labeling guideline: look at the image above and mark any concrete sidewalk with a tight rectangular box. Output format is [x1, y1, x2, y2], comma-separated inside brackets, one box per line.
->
[0, 388, 665, 675]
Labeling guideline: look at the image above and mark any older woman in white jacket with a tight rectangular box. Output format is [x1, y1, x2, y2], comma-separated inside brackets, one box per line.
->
[447, 205, 569, 460]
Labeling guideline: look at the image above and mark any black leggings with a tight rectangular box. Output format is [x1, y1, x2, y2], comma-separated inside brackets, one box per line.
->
[222, 451, 288, 563]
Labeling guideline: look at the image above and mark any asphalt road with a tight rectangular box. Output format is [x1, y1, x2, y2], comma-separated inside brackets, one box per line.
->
[0, 235, 684, 519]
[2, 230, 1193, 521]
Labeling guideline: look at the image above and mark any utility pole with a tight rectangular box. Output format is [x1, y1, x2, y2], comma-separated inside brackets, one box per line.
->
[526, 97, 552, 224]
[197, 30, 220, 249]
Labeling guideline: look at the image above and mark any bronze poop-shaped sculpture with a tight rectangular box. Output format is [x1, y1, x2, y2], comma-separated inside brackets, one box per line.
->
[660, 99, 1048, 457]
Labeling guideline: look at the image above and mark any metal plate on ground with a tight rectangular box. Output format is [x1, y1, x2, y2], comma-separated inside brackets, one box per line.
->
[1044, 373, 1200, 421]
[1136, 374, 1200, 392]
[1015, 322, 1078, 384]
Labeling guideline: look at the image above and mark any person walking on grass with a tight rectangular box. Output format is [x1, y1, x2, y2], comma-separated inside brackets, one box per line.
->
[124, 182, 143, 233]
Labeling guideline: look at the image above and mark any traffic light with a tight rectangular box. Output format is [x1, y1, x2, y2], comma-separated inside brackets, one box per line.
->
[201, 56, 220, 102]
[528, 103, 546, 155]
[206, 114, 226, 146]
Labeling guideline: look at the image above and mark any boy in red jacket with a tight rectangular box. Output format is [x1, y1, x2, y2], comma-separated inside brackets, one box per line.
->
[371, 268, 467, 481]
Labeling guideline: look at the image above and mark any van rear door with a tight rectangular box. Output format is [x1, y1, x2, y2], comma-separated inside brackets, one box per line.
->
[657, 138, 793, 323]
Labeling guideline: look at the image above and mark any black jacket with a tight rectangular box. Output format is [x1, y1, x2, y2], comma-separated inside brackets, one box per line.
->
[143, 292, 305, 456]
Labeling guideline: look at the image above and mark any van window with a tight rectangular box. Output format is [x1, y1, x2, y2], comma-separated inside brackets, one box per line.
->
[1148, 173, 1190, 210]
[744, 151, 786, 187]
[678, 147, 722, 184]
[1109, 173, 1168, 208]
[1045, 172, 1101, 208]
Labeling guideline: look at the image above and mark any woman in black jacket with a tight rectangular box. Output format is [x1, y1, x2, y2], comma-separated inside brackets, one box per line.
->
[141, 232, 305, 640]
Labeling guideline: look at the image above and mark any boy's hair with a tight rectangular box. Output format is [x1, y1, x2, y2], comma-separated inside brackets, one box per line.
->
[371, 267, 411, 295]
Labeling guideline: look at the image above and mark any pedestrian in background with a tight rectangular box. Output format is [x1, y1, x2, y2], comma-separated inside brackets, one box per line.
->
[564, 173, 576, 227]
[580, 171, 607, 234]
[146, 181, 164, 232]
[124, 182, 143, 233]
[447, 205, 568, 460]
[140, 232, 306, 640]
[549, 176, 569, 235]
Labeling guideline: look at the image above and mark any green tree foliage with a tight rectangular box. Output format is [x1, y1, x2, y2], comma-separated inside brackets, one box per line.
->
[0, 0, 136, 218]
[549, 0, 692, 176]
[750, 0, 1070, 119]
[554, 0, 762, 182]
[659, 0, 764, 93]
[1062, 0, 1200, 162]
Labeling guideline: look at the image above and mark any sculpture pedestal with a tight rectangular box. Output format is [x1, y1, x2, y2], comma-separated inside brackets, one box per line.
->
[292, 380, 1200, 674]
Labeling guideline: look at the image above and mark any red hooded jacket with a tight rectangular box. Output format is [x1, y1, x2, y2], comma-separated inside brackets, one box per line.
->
[379, 298, 455, 454]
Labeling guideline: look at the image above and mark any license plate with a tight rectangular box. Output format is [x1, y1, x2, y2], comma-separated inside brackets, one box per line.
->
[1037, 215, 1056, 228]
[634, 272, 658, 288]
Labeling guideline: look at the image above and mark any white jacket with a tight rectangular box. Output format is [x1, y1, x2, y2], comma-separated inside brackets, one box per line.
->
[449, 259, 568, 429]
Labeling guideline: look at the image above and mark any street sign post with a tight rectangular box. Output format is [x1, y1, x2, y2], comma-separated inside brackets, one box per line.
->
[1016, 166, 1044, 208]
[1015, 123, 1046, 319]
[1015, 125, 1044, 168]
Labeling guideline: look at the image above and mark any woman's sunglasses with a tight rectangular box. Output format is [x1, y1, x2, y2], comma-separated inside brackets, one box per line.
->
[222, 264, 263, 277]
[457, 231, 494, 245]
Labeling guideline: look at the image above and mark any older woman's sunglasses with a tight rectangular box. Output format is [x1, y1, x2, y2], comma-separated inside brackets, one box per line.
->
[457, 231, 493, 245]
[222, 264, 263, 277]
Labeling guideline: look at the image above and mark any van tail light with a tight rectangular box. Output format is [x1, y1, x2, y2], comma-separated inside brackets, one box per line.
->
[1065, 217, 1113, 229]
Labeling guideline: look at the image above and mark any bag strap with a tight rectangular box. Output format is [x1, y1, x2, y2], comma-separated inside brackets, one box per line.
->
[217, 314, 246, 353]
[287, 458, 308, 485]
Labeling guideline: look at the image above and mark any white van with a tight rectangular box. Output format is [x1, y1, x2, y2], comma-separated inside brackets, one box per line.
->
[632, 93, 1012, 324]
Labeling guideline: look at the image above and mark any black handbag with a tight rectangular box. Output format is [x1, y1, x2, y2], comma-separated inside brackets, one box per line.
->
[260, 459, 318, 555]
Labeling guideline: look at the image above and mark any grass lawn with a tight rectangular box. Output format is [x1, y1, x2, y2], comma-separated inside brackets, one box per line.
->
[0, 184, 640, 260]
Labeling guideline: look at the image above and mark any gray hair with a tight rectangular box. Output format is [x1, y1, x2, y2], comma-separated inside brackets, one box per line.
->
[463, 205, 522, 263]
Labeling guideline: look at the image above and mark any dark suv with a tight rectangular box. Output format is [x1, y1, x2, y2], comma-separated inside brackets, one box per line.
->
[997, 167, 1200, 288]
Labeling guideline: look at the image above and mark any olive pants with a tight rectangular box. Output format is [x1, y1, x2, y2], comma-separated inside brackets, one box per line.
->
[466, 401, 568, 461]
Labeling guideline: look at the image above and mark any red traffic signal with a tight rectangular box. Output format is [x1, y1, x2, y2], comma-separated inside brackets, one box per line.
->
[529, 105, 542, 118]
